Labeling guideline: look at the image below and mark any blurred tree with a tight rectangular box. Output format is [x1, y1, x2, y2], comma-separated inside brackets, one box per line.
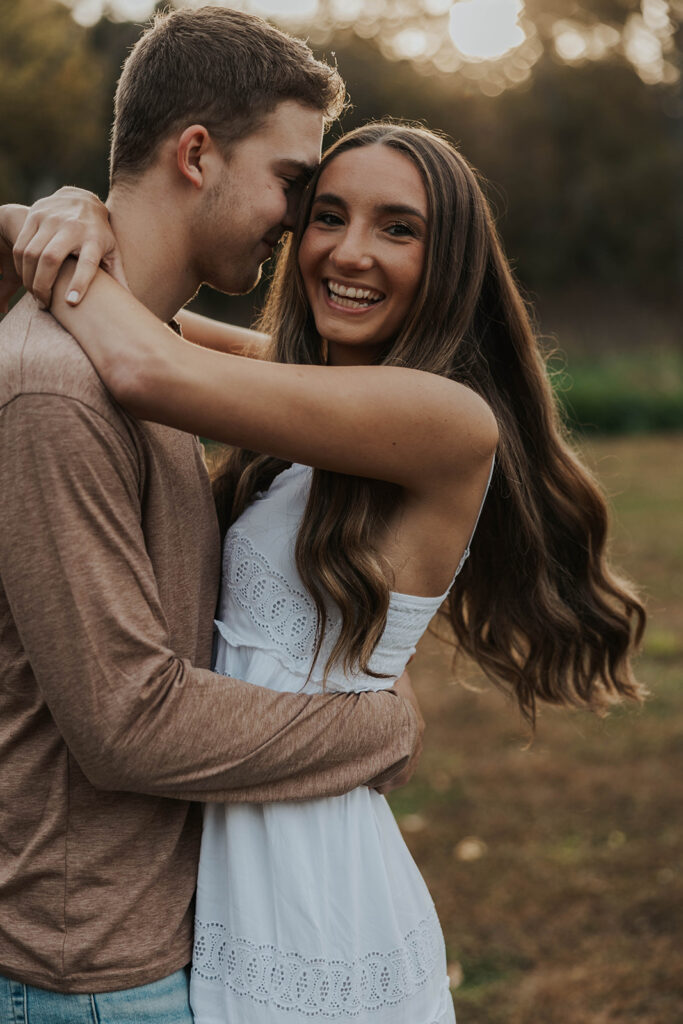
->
[1, 0, 680, 323]
[325, 34, 681, 300]
[292, 0, 682, 91]
[0, 0, 108, 202]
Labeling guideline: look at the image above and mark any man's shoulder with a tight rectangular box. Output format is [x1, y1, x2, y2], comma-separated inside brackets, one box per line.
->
[0, 294, 119, 425]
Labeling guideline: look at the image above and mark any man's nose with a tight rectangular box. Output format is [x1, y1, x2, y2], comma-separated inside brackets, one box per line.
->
[282, 188, 303, 233]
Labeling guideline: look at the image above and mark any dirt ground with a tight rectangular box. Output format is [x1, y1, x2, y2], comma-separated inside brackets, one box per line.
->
[393, 435, 683, 1023]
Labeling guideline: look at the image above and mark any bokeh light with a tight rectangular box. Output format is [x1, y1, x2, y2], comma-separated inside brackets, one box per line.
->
[110, 0, 155, 19]
[69, 0, 104, 26]
[392, 27, 430, 61]
[552, 21, 621, 64]
[69, 0, 155, 25]
[423, 0, 452, 14]
[330, 0, 364, 22]
[250, 0, 319, 22]
[622, 1, 679, 85]
[553, 25, 587, 64]
[61, 0, 682, 94]
[448, 0, 526, 61]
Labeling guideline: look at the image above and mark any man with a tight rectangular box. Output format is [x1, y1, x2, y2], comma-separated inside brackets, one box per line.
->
[0, 8, 421, 1020]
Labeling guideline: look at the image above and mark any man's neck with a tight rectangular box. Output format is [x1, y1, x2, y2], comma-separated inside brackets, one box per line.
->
[106, 181, 199, 323]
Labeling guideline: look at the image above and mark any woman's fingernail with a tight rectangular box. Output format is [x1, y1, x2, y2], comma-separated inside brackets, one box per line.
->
[67, 290, 80, 304]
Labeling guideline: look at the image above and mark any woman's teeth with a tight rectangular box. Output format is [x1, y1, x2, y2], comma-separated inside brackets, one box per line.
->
[327, 281, 383, 308]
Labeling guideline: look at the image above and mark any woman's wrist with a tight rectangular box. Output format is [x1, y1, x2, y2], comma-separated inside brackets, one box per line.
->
[0, 206, 29, 313]
[0, 205, 29, 249]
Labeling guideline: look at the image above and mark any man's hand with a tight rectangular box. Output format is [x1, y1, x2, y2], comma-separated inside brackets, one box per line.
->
[375, 668, 425, 795]
[11, 186, 127, 308]
[0, 206, 26, 314]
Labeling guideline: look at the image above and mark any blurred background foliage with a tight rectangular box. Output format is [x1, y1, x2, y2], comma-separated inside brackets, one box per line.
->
[1, 0, 681, 431]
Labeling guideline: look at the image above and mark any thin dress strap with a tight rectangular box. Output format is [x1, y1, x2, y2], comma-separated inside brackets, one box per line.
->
[453, 454, 496, 579]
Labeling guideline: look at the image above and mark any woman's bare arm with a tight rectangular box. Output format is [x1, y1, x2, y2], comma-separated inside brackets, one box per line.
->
[177, 309, 271, 358]
[44, 261, 498, 494]
[2, 199, 271, 357]
[0, 206, 25, 313]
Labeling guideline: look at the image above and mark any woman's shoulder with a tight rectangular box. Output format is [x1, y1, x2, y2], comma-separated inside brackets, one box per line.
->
[405, 370, 498, 480]
[443, 376, 498, 446]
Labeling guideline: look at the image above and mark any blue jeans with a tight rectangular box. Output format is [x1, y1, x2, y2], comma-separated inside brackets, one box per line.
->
[0, 967, 193, 1023]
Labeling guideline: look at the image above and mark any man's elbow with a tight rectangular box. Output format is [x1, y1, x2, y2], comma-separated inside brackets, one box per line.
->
[75, 735, 156, 792]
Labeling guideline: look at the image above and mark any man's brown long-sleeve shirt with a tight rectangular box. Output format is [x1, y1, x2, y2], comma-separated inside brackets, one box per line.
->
[0, 297, 416, 994]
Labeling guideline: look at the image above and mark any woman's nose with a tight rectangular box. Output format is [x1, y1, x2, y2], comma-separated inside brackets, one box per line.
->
[329, 229, 374, 271]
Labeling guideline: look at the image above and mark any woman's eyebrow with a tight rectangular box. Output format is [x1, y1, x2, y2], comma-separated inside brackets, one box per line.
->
[311, 193, 426, 225]
[311, 192, 346, 207]
[377, 203, 427, 225]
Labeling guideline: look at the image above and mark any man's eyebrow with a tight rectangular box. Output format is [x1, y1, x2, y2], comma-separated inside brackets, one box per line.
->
[278, 159, 317, 181]
[312, 193, 427, 225]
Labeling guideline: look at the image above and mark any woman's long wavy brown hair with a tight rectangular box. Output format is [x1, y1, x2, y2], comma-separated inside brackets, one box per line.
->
[213, 122, 646, 724]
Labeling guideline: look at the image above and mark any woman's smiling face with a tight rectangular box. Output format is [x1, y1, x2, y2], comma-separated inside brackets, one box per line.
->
[298, 144, 429, 366]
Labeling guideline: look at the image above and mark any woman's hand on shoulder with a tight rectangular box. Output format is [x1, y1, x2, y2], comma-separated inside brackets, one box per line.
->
[0, 205, 25, 314]
[11, 186, 127, 308]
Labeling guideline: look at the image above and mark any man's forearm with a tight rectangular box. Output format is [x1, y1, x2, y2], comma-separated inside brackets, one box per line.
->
[84, 666, 418, 803]
[1, 392, 417, 804]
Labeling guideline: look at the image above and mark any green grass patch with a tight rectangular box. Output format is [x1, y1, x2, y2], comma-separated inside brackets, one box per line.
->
[452, 951, 529, 1007]
[643, 627, 683, 661]
[550, 349, 683, 434]
[387, 777, 465, 817]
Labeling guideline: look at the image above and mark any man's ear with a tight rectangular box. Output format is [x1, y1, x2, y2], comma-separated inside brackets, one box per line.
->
[176, 125, 213, 189]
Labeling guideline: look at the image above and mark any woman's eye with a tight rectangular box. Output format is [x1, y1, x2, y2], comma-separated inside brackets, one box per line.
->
[313, 211, 344, 226]
[387, 221, 416, 237]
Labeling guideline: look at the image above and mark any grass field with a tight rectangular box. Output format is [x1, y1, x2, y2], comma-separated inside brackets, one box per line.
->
[551, 350, 683, 435]
[392, 434, 683, 1023]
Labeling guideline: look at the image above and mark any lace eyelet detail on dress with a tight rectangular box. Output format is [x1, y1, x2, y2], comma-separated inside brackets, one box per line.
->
[224, 532, 328, 666]
[220, 531, 448, 685]
[193, 913, 446, 1018]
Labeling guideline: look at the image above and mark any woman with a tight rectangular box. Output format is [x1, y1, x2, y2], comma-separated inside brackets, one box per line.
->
[4, 124, 644, 1023]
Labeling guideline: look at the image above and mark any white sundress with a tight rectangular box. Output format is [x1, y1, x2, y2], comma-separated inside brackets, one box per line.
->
[191, 461, 492, 1024]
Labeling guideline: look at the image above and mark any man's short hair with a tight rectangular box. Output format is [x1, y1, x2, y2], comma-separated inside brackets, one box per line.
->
[110, 5, 346, 184]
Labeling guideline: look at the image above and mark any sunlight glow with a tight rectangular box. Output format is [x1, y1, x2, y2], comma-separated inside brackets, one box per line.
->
[448, 0, 526, 61]
[391, 28, 429, 60]
[433, 49, 463, 73]
[330, 0, 364, 21]
[624, 12, 665, 82]
[592, 24, 622, 54]
[423, 0, 453, 13]
[69, 0, 103, 26]
[250, 0, 319, 22]
[553, 20, 621, 64]
[625, 19, 663, 65]
[554, 27, 587, 63]
[62, 0, 681, 95]
[641, 0, 671, 34]
[110, 0, 155, 20]
[69, 0, 157, 23]
[618, 3, 679, 84]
